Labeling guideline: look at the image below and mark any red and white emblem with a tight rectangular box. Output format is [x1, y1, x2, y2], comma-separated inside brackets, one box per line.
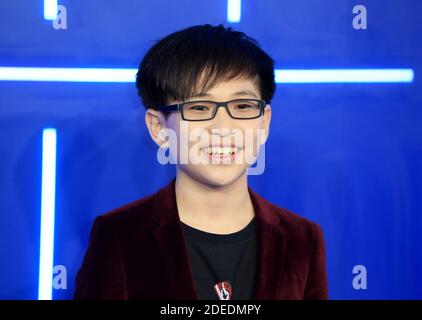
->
[214, 280, 232, 300]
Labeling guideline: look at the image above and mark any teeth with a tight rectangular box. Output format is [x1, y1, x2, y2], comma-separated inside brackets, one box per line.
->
[204, 147, 239, 155]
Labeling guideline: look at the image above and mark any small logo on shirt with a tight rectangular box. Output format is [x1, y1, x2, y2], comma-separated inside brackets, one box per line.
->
[214, 281, 232, 300]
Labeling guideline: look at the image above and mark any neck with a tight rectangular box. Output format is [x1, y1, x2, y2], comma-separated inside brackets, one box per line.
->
[175, 169, 255, 233]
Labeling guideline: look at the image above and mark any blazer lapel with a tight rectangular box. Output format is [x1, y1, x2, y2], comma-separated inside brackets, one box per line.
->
[149, 177, 286, 300]
[248, 186, 286, 299]
[150, 178, 198, 299]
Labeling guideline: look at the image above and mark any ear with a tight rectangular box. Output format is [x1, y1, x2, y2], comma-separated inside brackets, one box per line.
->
[262, 104, 272, 144]
[145, 108, 168, 147]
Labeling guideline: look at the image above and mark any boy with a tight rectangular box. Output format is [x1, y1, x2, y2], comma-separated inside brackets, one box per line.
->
[74, 24, 328, 300]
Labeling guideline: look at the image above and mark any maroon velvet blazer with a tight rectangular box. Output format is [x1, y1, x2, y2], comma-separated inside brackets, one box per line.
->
[73, 177, 328, 300]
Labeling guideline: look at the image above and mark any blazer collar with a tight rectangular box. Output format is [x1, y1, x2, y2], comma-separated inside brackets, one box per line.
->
[150, 177, 286, 300]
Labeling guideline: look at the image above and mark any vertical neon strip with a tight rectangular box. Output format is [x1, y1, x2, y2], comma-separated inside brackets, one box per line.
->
[38, 128, 57, 300]
[44, 0, 58, 20]
[227, 0, 241, 23]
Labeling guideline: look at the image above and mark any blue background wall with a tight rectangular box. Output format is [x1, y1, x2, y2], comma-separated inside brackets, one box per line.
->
[0, 0, 421, 299]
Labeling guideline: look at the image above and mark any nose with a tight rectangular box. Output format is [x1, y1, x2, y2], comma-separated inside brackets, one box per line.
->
[205, 106, 239, 144]
[209, 105, 234, 130]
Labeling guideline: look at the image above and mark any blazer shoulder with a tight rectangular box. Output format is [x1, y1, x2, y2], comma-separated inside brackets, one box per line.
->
[94, 189, 158, 230]
[267, 199, 323, 241]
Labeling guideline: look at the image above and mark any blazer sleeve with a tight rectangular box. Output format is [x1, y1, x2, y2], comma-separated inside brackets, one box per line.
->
[303, 223, 329, 300]
[73, 216, 127, 299]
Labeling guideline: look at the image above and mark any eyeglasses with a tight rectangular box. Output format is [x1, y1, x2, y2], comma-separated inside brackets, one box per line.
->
[157, 98, 266, 121]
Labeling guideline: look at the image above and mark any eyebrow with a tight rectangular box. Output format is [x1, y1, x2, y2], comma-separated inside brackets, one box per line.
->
[190, 89, 259, 99]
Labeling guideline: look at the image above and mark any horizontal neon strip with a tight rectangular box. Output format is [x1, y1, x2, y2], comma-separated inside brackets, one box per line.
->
[0, 67, 414, 83]
[275, 69, 414, 83]
[0, 67, 136, 82]
[44, 0, 58, 20]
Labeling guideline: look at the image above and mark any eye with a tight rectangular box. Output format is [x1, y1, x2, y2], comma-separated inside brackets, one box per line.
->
[236, 104, 252, 109]
[187, 105, 210, 111]
[233, 103, 255, 110]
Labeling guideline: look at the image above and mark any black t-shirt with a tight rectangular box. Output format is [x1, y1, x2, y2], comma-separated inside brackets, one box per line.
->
[181, 217, 257, 300]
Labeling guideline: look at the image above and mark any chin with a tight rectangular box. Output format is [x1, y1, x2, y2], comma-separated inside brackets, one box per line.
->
[194, 165, 247, 188]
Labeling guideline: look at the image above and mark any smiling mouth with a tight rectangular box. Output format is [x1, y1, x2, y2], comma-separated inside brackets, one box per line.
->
[202, 146, 242, 156]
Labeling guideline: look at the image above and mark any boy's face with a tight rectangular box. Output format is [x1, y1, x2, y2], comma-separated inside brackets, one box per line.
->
[146, 76, 271, 187]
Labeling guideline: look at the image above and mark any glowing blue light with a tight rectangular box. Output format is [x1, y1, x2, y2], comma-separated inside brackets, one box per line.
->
[274, 69, 414, 83]
[44, 0, 58, 20]
[0, 67, 136, 82]
[227, 0, 241, 23]
[38, 128, 57, 300]
[0, 67, 414, 83]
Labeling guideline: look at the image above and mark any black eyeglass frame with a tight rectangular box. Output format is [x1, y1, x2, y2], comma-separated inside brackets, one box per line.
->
[157, 98, 266, 121]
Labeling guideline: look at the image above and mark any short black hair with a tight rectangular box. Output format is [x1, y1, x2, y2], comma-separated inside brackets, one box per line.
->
[136, 24, 276, 113]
